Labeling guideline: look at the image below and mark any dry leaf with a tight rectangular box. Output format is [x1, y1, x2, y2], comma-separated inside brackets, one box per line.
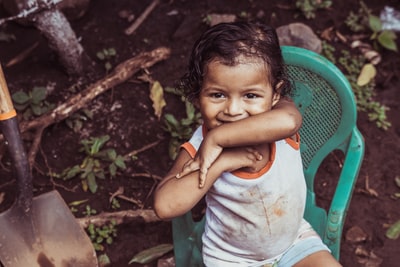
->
[150, 81, 166, 120]
[357, 63, 376, 86]
[345, 226, 368, 243]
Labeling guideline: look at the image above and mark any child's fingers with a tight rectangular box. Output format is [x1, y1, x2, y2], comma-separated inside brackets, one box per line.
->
[176, 159, 200, 178]
[199, 168, 207, 188]
[246, 147, 263, 160]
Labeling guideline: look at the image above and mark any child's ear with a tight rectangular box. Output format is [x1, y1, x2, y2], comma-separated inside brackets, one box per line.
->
[193, 98, 200, 109]
[272, 80, 283, 107]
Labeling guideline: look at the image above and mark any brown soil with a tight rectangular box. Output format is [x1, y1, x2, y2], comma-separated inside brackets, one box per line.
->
[0, 0, 399, 267]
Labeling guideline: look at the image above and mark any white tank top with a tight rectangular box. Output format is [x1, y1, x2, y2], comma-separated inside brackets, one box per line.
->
[182, 126, 307, 266]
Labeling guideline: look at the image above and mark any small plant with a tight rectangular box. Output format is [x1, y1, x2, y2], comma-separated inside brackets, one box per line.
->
[386, 176, 400, 240]
[60, 135, 127, 193]
[111, 198, 120, 210]
[65, 108, 93, 133]
[12, 86, 55, 120]
[163, 87, 202, 160]
[345, 1, 398, 52]
[96, 47, 117, 71]
[295, 0, 332, 19]
[337, 50, 391, 130]
[87, 220, 118, 251]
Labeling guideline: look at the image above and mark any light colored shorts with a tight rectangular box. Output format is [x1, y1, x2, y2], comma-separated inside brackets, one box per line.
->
[248, 221, 330, 267]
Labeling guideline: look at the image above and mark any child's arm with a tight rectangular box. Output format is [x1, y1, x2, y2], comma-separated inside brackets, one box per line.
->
[178, 98, 302, 187]
[154, 146, 261, 220]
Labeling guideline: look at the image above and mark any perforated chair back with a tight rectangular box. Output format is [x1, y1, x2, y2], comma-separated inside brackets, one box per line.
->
[171, 46, 365, 266]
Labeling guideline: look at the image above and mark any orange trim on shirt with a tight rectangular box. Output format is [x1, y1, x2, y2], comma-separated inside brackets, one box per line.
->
[286, 133, 300, 150]
[181, 142, 196, 158]
[233, 142, 277, 179]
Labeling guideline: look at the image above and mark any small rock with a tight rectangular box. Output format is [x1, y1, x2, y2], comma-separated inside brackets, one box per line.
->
[207, 13, 236, 26]
[276, 23, 322, 53]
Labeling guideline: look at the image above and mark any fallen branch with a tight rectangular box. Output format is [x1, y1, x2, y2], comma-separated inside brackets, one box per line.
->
[125, 0, 159, 35]
[0, 47, 171, 166]
[76, 209, 160, 228]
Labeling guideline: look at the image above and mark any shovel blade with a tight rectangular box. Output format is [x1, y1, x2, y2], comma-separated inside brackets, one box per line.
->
[0, 190, 97, 267]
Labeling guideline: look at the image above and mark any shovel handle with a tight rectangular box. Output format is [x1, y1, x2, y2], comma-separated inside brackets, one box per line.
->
[0, 64, 33, 212]
[0, 65, 17, 120]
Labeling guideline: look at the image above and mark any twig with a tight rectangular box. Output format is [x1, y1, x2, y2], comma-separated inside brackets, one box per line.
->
[76, 209, 160, 228]
[125, 0, 160, 35]
[5, 42, 40, 67]
[109, 186, 143, 208]
[0, 47, 171, 165]
[125, 139, 162, 159]
[130, 172, 163, 181]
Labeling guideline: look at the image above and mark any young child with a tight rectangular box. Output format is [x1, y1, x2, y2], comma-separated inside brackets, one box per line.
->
[154, 21, 342, 267]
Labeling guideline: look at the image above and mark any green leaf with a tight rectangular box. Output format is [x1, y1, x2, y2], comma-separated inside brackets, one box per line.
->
[96, 51, 105, 60]
[377, 31, 398, 52]
[108, 48, 116, 56]
[109, 163, 117, 177]
[12, 91, 30, 104]
[114, 155, 126, 169]
[68, 199, 88, 206]
[87, 172, 98, 193]
[128, 244, 173, 264]
[386, 220, 400, 240]
[91, 135, 110, 154]
[98, 254, 111, 265]
[107, 149, 117, 161]
[368, 14, 382, 33]
[64, 165, 82, 180]
[164, 113, 179, 128]
[31, 86, 47, 103]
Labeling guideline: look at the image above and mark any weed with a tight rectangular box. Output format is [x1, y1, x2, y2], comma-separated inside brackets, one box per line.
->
[60, 135, 127, 193]
[321, 45, 391, 130]
[163, 87, 202, 160]
[12, 86, 55, 120]
[295, 0, 332, 19]
[87, 220, 118, 251]
[386, 176, 400, 240]
[83, 204, 97, 216]
[96, 47, 117, 71]
[345, 1, 398, 52]
[111, 198, 120, 210]
[65, 108, 93, 133]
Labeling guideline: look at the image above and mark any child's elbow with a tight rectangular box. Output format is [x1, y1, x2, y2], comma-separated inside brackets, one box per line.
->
[287, 111, 303, 134]
[153, 194, 175, 220]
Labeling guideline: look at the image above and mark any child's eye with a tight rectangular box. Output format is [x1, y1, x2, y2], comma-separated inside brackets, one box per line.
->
[211, 92, 225, 98]
[245, 93, 259, 99]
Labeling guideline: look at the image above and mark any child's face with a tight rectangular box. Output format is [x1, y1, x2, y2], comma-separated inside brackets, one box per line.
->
[198, 58, 280, 130]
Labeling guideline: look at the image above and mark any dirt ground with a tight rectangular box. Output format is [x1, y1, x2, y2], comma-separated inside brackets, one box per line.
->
[0, 0, 400, 266]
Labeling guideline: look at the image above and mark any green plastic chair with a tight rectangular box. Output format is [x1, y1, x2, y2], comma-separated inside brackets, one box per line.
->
[171, 46, 365, 266]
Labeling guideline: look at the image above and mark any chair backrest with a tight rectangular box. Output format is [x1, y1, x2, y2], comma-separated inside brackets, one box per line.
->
[172, 46, 365, 266]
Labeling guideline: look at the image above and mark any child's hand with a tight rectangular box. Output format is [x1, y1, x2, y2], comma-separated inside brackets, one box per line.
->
[221, 146, 263, 174]
[177, 146, 262, 188]
[176, 141, 223, 186]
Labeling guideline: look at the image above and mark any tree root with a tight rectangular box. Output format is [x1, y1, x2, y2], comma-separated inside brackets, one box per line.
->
[76, 209, 160, 228]
[0, 47, 171, 167]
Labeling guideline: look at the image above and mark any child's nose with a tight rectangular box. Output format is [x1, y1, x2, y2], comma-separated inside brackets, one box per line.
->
[224, 99, 244, 116]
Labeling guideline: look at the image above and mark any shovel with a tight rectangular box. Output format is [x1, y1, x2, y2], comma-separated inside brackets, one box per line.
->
[0, 64, 98, 267]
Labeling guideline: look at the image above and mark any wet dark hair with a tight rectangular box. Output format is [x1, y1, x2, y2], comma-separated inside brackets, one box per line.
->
[178, 21, 291, 102]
